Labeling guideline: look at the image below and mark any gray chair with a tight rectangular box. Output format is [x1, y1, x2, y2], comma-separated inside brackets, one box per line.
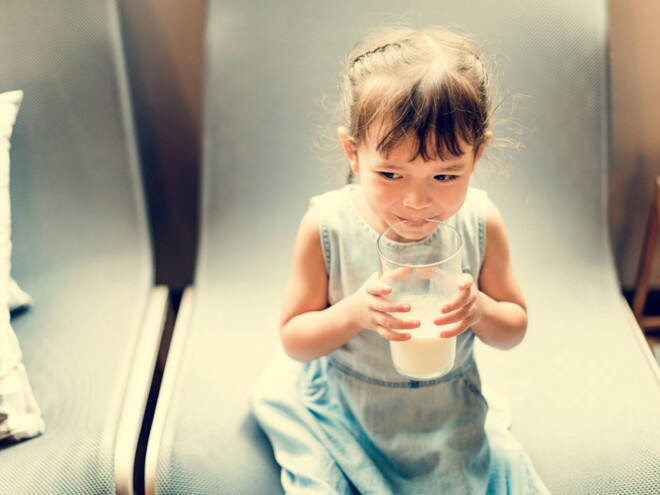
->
[147, 1, 660, 494]
[0, 1, 167, 493]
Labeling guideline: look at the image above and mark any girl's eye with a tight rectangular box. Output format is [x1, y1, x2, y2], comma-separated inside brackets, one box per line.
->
[379, 171, 402, 180]
[434, 174, 457, 182]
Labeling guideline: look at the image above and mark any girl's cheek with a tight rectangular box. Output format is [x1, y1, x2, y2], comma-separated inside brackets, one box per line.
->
[374, 185, 398, 202]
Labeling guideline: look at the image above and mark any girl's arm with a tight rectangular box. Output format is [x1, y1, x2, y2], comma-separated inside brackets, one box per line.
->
[280, 206, 417, 362]
[434, 198, 527, 350]
[471, 198, 527, 349]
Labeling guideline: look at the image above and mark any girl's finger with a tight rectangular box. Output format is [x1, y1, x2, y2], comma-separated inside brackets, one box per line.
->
[438, 321, 468, 339]
[372, 299, 411, 314]
[441, 289, 471, 314]
[366, 281, 392, 296]
[441, 276, 477, 313]
[376, 325, 411, 341]
[375, 310, 419, 331]
[362, 272, 390, 296]
[434, 304, 471, 325]
[382, 313, 420, 330]
[457, 273, 474, 291]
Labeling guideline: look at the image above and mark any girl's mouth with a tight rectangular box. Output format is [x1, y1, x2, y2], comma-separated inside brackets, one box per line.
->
[396, 216, 432, 227]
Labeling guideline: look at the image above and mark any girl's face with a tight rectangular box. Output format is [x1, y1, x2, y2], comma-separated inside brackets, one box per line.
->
[339, 127, 490, 242]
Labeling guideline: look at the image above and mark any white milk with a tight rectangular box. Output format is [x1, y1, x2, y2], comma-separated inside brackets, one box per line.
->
[390, 294, 456, 380]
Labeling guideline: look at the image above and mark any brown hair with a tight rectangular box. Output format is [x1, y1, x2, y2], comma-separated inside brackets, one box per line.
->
[341, 27, 497, 169]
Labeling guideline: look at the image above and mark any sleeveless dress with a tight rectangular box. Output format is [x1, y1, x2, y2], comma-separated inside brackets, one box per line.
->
[250, 185, 550, 494]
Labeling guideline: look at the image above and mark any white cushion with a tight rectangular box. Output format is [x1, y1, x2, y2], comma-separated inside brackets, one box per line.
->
[0, 92, 31, 313]
[9, 277, 32, 312]
[0, 90, 44, 443]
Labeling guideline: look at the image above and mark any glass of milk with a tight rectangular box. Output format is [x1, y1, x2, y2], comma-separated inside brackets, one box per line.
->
[377, 221, 462, 381]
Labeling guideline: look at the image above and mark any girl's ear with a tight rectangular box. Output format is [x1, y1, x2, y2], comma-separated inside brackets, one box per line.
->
[473, 131, 493, 165]
[338, 126, 360, 174]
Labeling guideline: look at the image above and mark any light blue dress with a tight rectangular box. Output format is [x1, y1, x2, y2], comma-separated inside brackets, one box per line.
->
[250, 185, 550, 494]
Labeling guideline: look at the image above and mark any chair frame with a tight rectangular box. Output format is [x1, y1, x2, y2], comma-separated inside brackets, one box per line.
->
[632, 176, 660, 331]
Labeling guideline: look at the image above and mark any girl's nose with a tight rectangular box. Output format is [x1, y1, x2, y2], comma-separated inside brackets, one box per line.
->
[402, 187, 432, 210]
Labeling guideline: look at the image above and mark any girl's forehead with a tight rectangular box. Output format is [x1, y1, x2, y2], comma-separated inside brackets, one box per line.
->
[362, 131, 474, 162]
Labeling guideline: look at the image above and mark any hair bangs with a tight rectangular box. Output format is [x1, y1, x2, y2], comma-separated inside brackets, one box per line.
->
[374, 74, 485, 161]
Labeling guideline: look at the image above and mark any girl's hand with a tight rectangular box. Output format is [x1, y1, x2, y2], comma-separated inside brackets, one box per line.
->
[347, 272, 419, 341]
[433, 273, 482, 338]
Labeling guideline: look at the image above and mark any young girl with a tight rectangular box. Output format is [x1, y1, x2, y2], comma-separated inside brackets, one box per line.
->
[251, 26, 549, 494]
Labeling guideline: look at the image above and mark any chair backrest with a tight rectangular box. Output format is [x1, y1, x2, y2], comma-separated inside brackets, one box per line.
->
[1, 0, 151, 282]
[0, 1, 156, 493]
[197, 1, 609, 286]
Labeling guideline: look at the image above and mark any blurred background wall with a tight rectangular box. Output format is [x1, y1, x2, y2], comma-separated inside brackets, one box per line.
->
[118, 0, 660, 293]
[610, 0, 660, 292]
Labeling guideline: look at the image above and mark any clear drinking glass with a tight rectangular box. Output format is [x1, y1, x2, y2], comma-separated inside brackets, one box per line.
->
[377, 221, 463, 380]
